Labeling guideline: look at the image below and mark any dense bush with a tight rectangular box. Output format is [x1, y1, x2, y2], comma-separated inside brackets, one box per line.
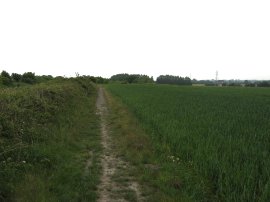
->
[0, 78, 97, 200]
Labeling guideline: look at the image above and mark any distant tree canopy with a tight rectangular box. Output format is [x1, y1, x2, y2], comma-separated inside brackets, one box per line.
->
[110, 74, 154, 84]
[88, 76, 109, 84]
[11, 73, 22, 82]
[1, 71, 11, 79]
[0, 70, 111, 87]
[0, 70, 55, 87]
[257, 81, 270, 87]
[156, 75, 192, 85]
[36, 75, 54, 83]
[1, 69, 269, 88]
[0, 71, 13, 86]
[21, 72, 37, 84]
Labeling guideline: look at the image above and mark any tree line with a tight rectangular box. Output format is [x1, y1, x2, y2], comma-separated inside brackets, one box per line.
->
[110, 74, 154, 84]
[0, 71, 110, 87]
[0, 71, 54, 86]
[109, 74, 193, 85]
[2, 70, 269, 87]
[0, 71, 192, 86]
[156, 75, 192, 85]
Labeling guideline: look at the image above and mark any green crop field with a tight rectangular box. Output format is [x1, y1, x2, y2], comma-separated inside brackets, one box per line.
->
[106, 84, 270, 202]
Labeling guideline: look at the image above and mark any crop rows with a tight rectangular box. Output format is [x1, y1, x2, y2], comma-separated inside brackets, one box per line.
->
[107, 84, 270, 201]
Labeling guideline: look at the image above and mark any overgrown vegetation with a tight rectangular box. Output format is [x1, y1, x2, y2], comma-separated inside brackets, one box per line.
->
[0, 77, 101, 201]
[106, 84, 270, 202]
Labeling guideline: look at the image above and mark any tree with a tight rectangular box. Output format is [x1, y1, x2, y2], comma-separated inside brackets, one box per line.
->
[11, 73, 22, 82]
[110, 74, 130, 82]
[36, 75, 53, 83]
[156, 75, 192, 85]
[127, 75, 137, 83]
[0, 71, 12, 86]
[1, 71, 11, 79]
[0, 77, 12, 86]
[110, 73, 154, 84]
[21, 72, 37, 84]
[258, 81, 270, 87]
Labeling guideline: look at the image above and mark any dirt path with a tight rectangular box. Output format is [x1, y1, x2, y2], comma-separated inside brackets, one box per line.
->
[96, 87, 143, 202]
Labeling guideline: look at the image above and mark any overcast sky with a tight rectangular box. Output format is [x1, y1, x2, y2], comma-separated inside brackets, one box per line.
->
[0, 0, 269, 80]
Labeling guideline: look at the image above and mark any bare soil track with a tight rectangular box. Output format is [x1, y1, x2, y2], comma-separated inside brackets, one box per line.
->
[96, 87, 143, 202]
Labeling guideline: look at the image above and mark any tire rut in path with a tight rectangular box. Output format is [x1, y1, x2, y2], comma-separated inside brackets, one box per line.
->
[96, 87, 143, 202]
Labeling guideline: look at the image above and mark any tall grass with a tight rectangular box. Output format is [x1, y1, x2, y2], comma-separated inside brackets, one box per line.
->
[0, 78, 101, 201]
[106, 84, 270, 202]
